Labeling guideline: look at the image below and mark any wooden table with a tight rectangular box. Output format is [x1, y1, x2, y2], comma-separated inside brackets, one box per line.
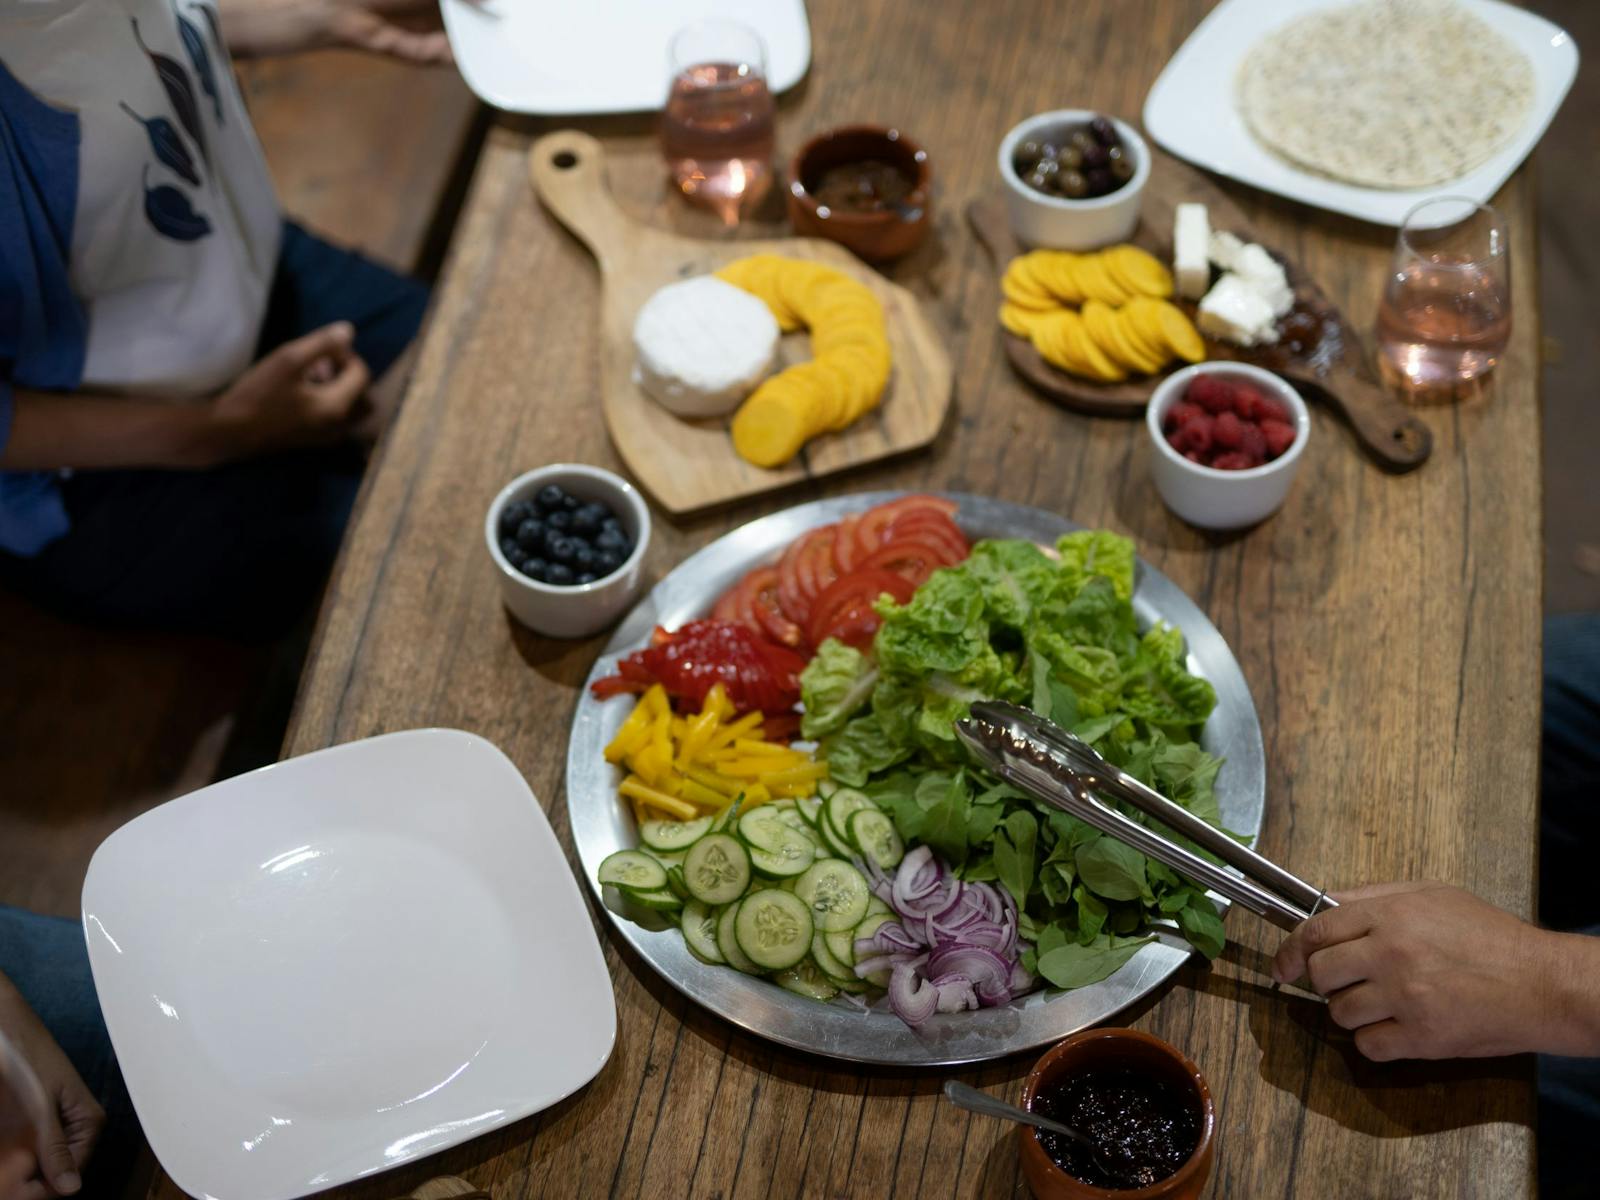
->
[148, 2, 1542, 1196]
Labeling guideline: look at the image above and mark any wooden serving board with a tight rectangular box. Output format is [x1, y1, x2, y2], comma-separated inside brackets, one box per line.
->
[967, 168, 1432, 473]
[528, 131, 954, 515]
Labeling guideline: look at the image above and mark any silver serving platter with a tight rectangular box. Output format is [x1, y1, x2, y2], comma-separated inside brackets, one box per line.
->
[567, 492, 1264, 1066]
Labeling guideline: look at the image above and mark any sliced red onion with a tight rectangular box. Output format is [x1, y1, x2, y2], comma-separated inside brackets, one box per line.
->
[931, 973, 980, 1013]
[854, 950, 922, 978]
[928, 944, 1012, 995]
[1010, 959, 1035, 993]
[952, 922, 1011, 954]
[889, 961, 939, 1026]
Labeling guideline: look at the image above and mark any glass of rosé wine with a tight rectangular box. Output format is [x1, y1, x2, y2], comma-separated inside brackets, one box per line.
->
[1376, 196, 1510, 391]
[660, 19, 776, 226]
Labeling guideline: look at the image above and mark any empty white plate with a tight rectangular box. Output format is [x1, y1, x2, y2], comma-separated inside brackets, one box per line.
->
[82, 730, 615, 1200]
[1143, 0, 1578, 226]
[441, 0, 811, 115]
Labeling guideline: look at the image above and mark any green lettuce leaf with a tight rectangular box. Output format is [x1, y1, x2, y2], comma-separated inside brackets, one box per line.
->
[799, 638, 879, 739]
[820, 714, 909, 787]
[1035, 934, 1154, 989]
[1055, 530, 1136, 601]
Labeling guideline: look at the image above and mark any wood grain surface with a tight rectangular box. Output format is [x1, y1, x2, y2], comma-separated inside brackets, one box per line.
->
[527, 129, 952, 514]
[147, 2, 1543, 1197]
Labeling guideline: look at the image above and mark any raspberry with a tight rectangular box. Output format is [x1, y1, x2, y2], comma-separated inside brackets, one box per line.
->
[1237, 422, 1267, 460]
[1212, 410, 1244, 449]
[1183, 450, 1203, 463]
[1211, 451, 1255, 471]
[1232, 384, 1269, 421]
[1260, 419, 1297, 458]
[1166, 429, 1185, 452]
[1164, 401, 1204, 432]
[1256, 395, 1291, 424]
[1175, 412, 1214, 455]
[1186, 375, 1236, 414]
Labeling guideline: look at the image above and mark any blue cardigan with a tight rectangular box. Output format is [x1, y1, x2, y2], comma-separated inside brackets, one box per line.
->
[0, 58, 88, 557]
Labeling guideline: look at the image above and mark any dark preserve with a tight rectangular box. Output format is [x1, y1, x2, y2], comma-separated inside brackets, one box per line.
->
[1032, 1067, 1201, 1190]
[807, 160, 916, 213]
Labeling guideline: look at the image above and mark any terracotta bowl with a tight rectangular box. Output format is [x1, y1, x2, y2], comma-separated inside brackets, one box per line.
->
[1018, 1028, 1215, 1200]
[786, 125, 931, 261]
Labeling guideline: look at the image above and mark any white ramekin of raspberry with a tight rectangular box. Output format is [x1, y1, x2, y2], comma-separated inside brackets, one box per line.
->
[1146, 363, 1310, 530]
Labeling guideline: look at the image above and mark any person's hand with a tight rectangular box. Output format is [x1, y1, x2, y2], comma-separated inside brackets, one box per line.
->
[1271, 881, 1600, 1062]
[0, 982, 102, 1200]
[206, 322, 371, 463]
[222, 0, 453, 64]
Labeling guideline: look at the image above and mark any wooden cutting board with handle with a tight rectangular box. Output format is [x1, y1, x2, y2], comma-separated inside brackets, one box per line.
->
[528, 130, 954, 516]
[967, 165, 1432, 473]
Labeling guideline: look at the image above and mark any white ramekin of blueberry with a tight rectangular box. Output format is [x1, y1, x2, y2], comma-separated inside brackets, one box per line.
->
[485, 464, 651, 638]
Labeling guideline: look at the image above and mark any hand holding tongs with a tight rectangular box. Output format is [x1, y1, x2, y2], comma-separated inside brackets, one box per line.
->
[954, 701, 1332, 932]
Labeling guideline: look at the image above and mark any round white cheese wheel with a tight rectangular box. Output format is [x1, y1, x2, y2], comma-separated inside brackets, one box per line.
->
[632, 276, 779, 418]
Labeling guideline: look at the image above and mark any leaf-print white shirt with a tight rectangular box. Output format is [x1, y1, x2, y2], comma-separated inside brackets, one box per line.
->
[1, 0, 281, 398]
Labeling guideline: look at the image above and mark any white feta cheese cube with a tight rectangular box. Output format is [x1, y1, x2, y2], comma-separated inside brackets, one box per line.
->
[1173, 203, 1212, 300]
[1197, 274, 1280, 346]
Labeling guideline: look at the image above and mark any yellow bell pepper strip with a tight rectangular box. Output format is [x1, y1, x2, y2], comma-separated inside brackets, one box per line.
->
[677, 708, 720, 768]
[758, 762, 830, 791]
[605, 693, 656, 763]
[705, 710, 764, 752]
[618, 776, 698, 820]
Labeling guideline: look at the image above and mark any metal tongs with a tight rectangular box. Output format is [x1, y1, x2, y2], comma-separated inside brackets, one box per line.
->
[954, 701, 1332, 931]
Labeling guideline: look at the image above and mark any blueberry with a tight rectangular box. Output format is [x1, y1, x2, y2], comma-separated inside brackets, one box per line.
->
[575, 572, 597, 585]
[545, 562, 574, 586]
[562, 493, 581, 511]
[515, 517, 544, 551]
[593, 549, 622, 576]
[573, 545, 598, 572]
[547, 536, 577, 564]
[536, 484, 566, 513]
[546, 510, 572, 534]
[601, 515, 622, 534]
[571, 503, 608, 537]
[501, 538, 527, 567]
[520, 557, 548, 581]
[499, 501, 531, 539]
[596, 527, 630, 556]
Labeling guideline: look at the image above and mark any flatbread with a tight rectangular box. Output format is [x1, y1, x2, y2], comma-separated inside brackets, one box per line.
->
[1236, 0, 1535, 190]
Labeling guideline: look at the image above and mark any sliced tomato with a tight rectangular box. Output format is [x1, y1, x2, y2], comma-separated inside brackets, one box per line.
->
[820, 604, 883, 651]
[776, 526, 835, 626]
[744, 565, 806, 648]
[806, 569, 915, 650]
[588, 620, 804, 714]
[848, 495, 960, 565]
[832, 514, 862, 573]
[857, 538, 954, 588]
[801, 528, 840, 611]
[885, 511, 969, 561]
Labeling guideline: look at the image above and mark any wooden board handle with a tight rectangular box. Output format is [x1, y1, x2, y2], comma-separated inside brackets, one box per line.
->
[1282, 359, 1433, 474]
[528, 130, 632, 269]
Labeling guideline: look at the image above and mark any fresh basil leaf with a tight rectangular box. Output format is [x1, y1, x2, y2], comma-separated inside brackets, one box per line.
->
[1036, 934, 1154, 990]
[1075, 837, 1150, 902]
[1073, 886, 1107, 944]
[919, 771, 972, 866]
[1176, 895, 1226, 959]
[994, 810, 1038, 908]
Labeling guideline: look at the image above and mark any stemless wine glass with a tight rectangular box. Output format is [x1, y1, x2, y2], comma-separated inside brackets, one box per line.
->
[1375, 196, 1511, 390]
[660, 18, 776, 226]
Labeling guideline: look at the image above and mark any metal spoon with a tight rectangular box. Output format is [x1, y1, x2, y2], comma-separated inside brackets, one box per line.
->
[941, 1080, 1120, 1178]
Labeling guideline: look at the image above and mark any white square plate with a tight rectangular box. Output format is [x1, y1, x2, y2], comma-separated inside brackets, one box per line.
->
[82, 730, 615, 1200]
[1142, 0, 1578, 226]
[440, 0, 811, 115]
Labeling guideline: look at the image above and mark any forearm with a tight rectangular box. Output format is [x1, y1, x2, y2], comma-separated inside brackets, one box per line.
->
[215, 0, 334, 58]
[1, 390, 228, 472]
[1533, 929, 1600, 1057]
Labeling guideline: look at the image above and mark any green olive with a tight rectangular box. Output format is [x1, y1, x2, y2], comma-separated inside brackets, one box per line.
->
[1068, 129, 1096, 153]
[1056, 145, 1084, 171]
[1057, 169, 1088, 199]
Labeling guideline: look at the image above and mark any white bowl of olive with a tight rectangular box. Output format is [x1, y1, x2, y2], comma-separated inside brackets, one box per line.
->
[998, 110, 1149, 250]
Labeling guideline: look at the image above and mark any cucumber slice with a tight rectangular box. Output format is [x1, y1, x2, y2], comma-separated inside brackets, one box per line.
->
[774, 807, 811, 835]
[815, 780, 838, 801]
[665, 865, 690, 901]
[796, 796, 823, 826]
[709, 799, 743, 835]
[749, 830, 816, 879]
[852, 911, 897, 987]
[640, 816, 713, 852]
[774, 958, 839, 1001]
[825, 788, 875, 847]
[834, 976, 872, 994]
[598, 850, 668, 893]
[643, 848, 686, 869]
[817, 813, 857, 860]
[795, 859, 871, 933]
[810, 931, 856, 985]
[683, 834, 751, 906]
[848, 809, 904, 872]
[681, 900, 724, 964]
[737, 805, 792, 852]
[734, 889, 813, 970]
[627, 887, 683, 912]
[866, 894, 892, 918]
[717, 903, 763, 974]
[823, 928, 855, 967]
[769, 799, 798, 813]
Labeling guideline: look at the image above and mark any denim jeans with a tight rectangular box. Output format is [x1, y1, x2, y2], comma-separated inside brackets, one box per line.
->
[0, 905, 137, 1198]
[1538, 613, 1600, 1200]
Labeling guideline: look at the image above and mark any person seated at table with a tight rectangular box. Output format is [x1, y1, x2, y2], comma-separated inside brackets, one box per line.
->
[1273, 613, 1600, 1199]
[0, 906, 132, 1200]
[0, 0, 451, 640]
